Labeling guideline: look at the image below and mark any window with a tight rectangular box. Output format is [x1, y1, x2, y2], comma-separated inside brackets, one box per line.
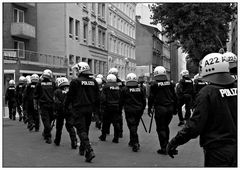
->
[75, 20, 80, 40]
[109, 12, 112, 25]
[98, 3, 101, 17]
[98, 29, 101, 47]
[102, 31, 105, 49]
[13, 8, 24, 23]
[83, 22, 88, 42]
[92, 25, 96, 45]
[82, 2, 87, 8]
[110, 37, 112, 52]
[69, 17, 74, 38]
[92, 3, 95, 13]
[76, 56, 81, 63]
[121, 20, 123, 31]
[118, 41, 120, 54]
[113, 15, 116, 27]
[14, 40, 25, 58]
[69, 54, 74, 65]
[114, 39, 117, 53]
[102, 3, 105, 19]
[117, 18, 120, 30]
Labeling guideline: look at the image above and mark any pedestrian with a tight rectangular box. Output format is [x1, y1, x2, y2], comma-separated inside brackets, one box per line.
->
[148, 66, 177, 155]
[53, 77, 77, 149]
[23, 74, 40, 132]
[65, 62, 100, 162]
[120, 73, 146, 152]
[176, 70, 194, 126]
[108, 68, 124, 138]
[166, 53, 237, 167]
[34, 69, 56, 144]
[98, 74, 121, 143]
[5, 80, 17, 120]
[16, 76, 26, 121]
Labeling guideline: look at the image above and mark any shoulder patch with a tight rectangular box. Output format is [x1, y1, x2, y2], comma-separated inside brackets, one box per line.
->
[41, 82, 53, 86]
[219, 88, 237, 97]
[158, 81, 170, 86]
[110, 86, 120, 90]
[129, 88, 141, 92]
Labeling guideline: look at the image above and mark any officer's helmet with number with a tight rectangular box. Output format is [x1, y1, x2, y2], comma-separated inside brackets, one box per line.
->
[31, 74, 39, 83]
[108, 68, 118, 77]
[154, 66, 168, 81]
[96, 74, 103, 79]
[9, 80, 15, 86]
[201, 53, 235, 85]
[58, 77, 69, 87]
[95, 77, 103, 85]
[222, 52, 237, 76]
[19, 76, 26, 84]
[42, 69, 53, 80]
[126, 73, 138, 86]
[180, 70, 189, 78]
[107, 74, 117, 83]
[75, 62, 92, 75]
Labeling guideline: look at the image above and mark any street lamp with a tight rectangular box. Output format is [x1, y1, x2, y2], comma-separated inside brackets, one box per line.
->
[124, 57, 129, 79]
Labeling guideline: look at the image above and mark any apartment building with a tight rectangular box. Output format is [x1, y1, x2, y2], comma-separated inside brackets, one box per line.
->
[107, 3, 137, 80]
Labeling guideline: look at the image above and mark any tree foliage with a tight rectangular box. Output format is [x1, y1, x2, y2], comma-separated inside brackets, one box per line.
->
[150, 3, 237, 64]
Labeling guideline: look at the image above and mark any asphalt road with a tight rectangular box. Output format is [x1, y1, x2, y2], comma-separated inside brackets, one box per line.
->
[3, 108, 204, 167]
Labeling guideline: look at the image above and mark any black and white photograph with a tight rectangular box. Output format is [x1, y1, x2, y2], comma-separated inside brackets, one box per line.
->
[2, 1, 238, 168]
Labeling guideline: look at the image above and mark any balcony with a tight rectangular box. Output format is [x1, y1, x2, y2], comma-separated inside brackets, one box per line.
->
[13, 3, 35, 8]
[3, 49, 68, 68]
[11, 22, 36, 39]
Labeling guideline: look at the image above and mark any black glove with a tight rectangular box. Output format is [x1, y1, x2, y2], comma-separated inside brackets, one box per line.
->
[166, 140, 178, 158]
[148, 108, 152, 117]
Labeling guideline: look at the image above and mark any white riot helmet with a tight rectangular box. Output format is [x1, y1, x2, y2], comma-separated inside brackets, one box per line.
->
[55, 77, 61, 86]
[31, 74, 39, 83]
[201, 53, 235, 85]
[26, 75, 31, 84]
[95, 77, 103, 85]
[108, 68, 118, 76]
[222, 51, 237, 69]
[107, 74, 117, 83]
[74, 62, 92, 75]
[42, 69, 53, 79]
[126, 73, 138, 86]
[180, 70, 189, 77]
[9, 80, 15, 86]
[19, 76, 26, 84]
[58, 77, 69, 87]
[96, 74, 104, 79]
[154, 66, 167, 81]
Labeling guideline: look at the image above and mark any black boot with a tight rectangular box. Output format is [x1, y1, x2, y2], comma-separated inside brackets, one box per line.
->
[132, 143, 140, 152]
[157, 148, 167, 155]
[54, 139, 60, 146]
[112, 137, 119, 143]
[45, 137, 52, 144]
[79, 144, 85, 156]
[85, 148, 95, 162]
[99, 134, 106, 141]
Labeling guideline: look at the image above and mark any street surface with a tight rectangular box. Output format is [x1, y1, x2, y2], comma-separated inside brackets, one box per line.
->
[3, 107, 204, 167]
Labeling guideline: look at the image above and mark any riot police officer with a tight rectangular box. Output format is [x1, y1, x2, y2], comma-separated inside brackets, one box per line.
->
[120, 73, 146, 152]
[24, 74, 40, 132]
[99, 74, 121, 143]
[53, 77, 77, 149]
[167, 53, 237, 167]
[16, 76, 26, 121]
[176, 70, 194, 126]
[34, 69, 56, 144]
[148, 66, 177, 155]
[5, 80, 17, 120]
[22, 75, 32, 126]
[65, 62, 100, 163]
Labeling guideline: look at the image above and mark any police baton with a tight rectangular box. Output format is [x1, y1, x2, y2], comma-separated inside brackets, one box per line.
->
[140, 117, 147, 133]
[148, 109, 154, 133]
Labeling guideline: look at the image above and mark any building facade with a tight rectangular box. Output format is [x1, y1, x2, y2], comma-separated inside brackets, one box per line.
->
[107, 3, 137, 80]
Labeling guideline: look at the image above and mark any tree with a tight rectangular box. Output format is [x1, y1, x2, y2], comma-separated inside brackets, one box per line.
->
[150, 3, 237, 68]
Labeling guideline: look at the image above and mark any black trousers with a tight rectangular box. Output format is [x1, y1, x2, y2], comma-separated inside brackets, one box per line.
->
[125, 110, 142, 145]
[28, 106, 40, 130]
[204, 144, 237, 167]
[154, 105, 173, 149]
[101, 110, 121, 139]
[40, 104, 54, 139]
[73, 109, 92, 151]
[54, 114, 77, 144]
[177, 94, 192, 121]
[8, 102, 16, 119]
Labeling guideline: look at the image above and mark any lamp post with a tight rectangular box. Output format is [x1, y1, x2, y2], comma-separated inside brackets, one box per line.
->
[124, 57, 129, 79]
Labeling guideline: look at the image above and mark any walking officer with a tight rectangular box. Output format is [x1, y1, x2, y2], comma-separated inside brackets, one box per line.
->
[16, 76, 26, 121]
[34, 69, 56, 144]
[65, 62, 100, 162]
[53, 77, 77, 149]
[99, 74, 121, 143]
[176, 70, 194, 126]
[166, 53, 237, 167]
[5, 80, 17, 120]
[148, 66, 177, 155]
[120, 73, 146, 152]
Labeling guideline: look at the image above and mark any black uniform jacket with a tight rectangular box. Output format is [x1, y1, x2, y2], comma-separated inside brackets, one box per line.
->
[177, 77, 194, 96]
[171, 83, 237, 149]
[5, 86, 17, 104]
[16, 83, 25, 105]
[23, 82, 37, 110]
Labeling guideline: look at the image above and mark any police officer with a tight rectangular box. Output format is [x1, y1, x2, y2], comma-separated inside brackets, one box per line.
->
[166, 53, 237, 167]
[24, 74, 40, 132]
[148, 66, 177, 155]
[99, 74, 121, 143]
[176, 70, 194, 126]
[16, 76, 26, 121]
[65, 62, 99, 163]
[5, 80, 17, 120]
[22, 75, 32, 125]
[108, 68, 124, 137]
[34, 69, 56, 144]
[53, 77, 77, 149]
[94, 77, 103, 129]
[120, 73, 146, 152]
